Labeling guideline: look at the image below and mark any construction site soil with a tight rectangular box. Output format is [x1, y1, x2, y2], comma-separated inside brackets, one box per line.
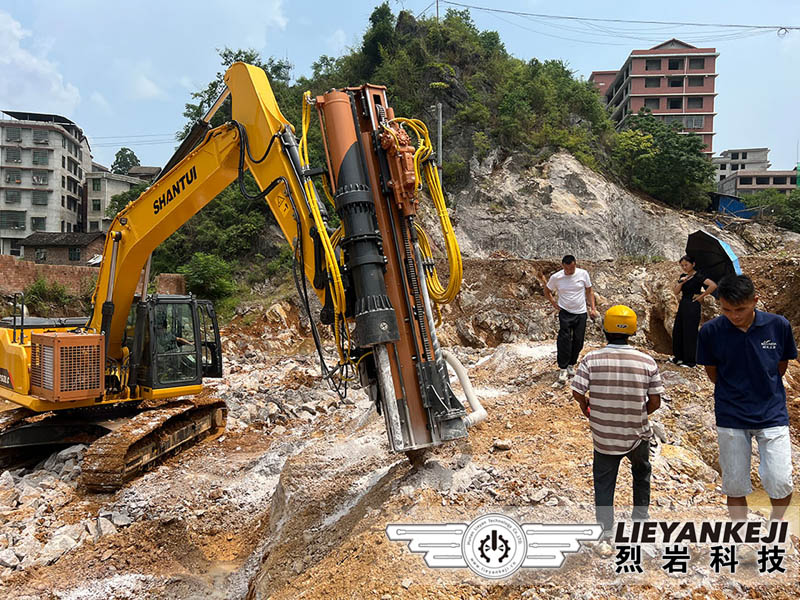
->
[1, 253, 799, 600]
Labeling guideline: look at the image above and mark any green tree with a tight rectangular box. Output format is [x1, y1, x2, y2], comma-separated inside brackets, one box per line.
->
[178, 252, 236, 300]
[618, 111, 714, 209]
[111, 147, 140, 175]
[106, 183, 148, 218]
[742, 188, 800, 232]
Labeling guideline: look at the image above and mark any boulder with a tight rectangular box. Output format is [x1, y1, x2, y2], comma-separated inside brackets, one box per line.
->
[37, 534, 77, 565]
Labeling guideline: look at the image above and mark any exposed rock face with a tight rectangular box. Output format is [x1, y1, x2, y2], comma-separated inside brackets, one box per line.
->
[452, 152, 798, 261]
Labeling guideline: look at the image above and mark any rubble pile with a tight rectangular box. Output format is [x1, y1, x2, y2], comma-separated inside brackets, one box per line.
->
[0, 254, 797, 599]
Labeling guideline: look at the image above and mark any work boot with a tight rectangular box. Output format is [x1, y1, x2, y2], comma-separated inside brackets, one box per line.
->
[557, 369, 568, 384]
[567, 365, 576, 377]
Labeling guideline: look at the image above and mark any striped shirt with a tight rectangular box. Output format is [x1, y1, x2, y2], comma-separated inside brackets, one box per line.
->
[571, 344, 664, 455]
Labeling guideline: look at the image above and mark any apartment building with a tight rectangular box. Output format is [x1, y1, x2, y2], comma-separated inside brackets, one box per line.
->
[712, 148, 771, 183]
[590, 39, 718, 154]
[0, 111, 92, 257]
[86, 162, 145, 232]
[719, 169, 798, 197]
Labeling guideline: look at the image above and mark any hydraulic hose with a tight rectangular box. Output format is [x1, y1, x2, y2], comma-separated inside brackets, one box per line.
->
[441, 349, 486, 428]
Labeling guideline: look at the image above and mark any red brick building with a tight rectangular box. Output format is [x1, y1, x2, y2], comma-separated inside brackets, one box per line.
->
[20, 231, 104, 266]
[590, 39, 717, 154]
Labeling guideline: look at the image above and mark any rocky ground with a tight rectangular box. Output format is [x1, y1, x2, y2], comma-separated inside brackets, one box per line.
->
[0, 254, 799, 600]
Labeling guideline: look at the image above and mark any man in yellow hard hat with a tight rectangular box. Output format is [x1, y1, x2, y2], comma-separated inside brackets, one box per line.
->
[571, 305, 664, 537]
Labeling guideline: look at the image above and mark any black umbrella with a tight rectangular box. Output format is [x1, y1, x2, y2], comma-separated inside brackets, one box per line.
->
[685, 230, 742, 285]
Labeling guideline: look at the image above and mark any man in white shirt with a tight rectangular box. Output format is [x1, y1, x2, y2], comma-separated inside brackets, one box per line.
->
[544, 255, 598, 383]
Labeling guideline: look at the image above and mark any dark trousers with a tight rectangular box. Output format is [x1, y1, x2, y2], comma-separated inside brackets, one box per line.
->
[557, 309, 587, 369]
[672, 297, 700, 365]
[593, 441, 651, 533]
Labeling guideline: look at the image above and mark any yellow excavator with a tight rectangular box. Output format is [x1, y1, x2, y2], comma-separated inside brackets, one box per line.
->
[0, 63, 483, 490]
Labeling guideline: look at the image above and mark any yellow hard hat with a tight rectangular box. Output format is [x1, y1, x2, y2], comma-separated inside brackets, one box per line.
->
[603, 305, 637, 335]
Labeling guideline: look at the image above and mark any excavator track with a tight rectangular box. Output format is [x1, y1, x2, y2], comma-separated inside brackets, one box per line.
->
[80, 397, 227, 492]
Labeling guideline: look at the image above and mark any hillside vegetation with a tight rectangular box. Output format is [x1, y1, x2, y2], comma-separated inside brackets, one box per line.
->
[114, 4, 715, 305]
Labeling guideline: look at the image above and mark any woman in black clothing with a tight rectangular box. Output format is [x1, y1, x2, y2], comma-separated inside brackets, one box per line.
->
[671, 255, 717, 367]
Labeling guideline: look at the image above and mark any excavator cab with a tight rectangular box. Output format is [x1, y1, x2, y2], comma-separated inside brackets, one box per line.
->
[130, 295, 222, 392]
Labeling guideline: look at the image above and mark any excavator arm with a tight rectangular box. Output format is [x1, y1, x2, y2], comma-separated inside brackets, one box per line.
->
[0, 62, 483, 484]
[89, 63, 329, 362]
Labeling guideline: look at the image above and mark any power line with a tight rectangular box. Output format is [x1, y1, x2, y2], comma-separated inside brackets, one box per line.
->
[88, 133, 177, 140]
[440, 1, 799, 33]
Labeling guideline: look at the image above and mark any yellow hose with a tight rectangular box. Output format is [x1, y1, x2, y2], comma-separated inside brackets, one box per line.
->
[391, 117, 463, 307]
[299, 91, 350, 363]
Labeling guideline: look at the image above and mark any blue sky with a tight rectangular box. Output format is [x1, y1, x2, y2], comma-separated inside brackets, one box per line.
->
[1, 1, 798, 170]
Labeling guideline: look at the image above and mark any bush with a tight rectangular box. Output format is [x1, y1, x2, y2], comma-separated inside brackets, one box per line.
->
[178, 253, 237, 300]
[24, 277, 71, 316]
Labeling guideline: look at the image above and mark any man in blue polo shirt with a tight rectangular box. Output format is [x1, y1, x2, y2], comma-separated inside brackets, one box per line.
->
[697, 274, 796, 521]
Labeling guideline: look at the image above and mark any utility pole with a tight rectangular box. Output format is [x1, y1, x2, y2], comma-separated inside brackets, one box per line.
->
[436, 0, 439, 22]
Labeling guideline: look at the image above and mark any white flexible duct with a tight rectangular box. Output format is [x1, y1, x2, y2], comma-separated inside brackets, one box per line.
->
[442, 349, 487, 428]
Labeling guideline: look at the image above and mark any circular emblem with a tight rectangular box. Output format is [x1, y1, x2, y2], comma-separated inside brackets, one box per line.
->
[462, 513, 526, 579]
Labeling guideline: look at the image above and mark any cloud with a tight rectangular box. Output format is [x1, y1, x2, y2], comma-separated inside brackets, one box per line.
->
[0, 10, 80, 114]
[132, 73, 165, 99]
[327, 29, 347, 54]
[90, 91, 112, 114]
[178, 76, 195, 91]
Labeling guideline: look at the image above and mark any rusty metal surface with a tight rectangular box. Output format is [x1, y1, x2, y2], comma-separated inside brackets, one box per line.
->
[80, 396, 227, 492]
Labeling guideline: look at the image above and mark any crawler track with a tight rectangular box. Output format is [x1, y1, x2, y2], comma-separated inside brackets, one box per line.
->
[80, 397, 227, 491]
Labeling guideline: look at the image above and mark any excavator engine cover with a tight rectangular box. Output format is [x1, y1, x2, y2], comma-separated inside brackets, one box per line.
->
[30, 332, 104, 403]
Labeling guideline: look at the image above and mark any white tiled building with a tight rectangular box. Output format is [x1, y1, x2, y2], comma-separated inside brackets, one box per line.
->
[86, 162, 145, 232]
[0, 112, 92, 257]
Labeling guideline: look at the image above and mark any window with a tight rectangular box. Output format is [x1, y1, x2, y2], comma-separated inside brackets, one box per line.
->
[687, 76, 704, 87]
[668, 77, 683, 88]
[32, 191, 49, 205]
[33, 130, 49, 144]
[35, 249, 47, 263]
[154, 302, 199, 385]
[741, 152, 748, 159]
[92, 198, 101, 211]
[68, 247, 81, 261]
[644, 77, 660, 88]
[5, 127, 22, 142]
[6, 147, 21, 163]
[719, 164, 726, 170]
[668, 58, 684, 70]
[719, 175, 726, 181]
[645, 59, 661, 71]
[689, 58, 705, 69]
[0, 210, 26, 230]
[668, 98, 682, 109]
[774, 176, 786, 184]
[89, 221, 99, 232]
[67, 222, 72, 233]
[731, 164, 739, 171]
[10, 240, 21, 257]
[5, 190, 21, 204]
[92, 179, 101, 192]
[739, 177, 752, 184]
[62, 176, 66, 188]
[644, 98, 660, 110]
[31, 217, 46, 231]
[731, 152, 739, 160]
[32, 150, 49, 166]
[31, 170, 48, 185]
[4, 169, 21, 183]
[756, 177, 770, 185]
[685, 116, 704, 129]
[791, 177, 797, 185]
[61, 220, 65, 232]
[687, 97, 703, 109]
